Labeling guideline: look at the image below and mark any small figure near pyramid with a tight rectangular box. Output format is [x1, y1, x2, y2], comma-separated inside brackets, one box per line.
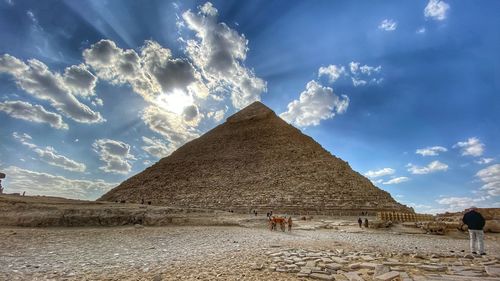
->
[99, 102, 412, 215]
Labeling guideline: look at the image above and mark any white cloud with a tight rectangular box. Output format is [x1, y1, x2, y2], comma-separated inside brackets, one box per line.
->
[142, 105, 200, 148]
[351, 77, 367, 87]
[378, 19, 397, 31]
[407, 160, 448, 174]
[371, 179, 384, 185]
[0, 54, 104, 124]
[476, 164, 500, 196]
[63, 64, 97, 97]
[3, 166, 116, 200]
[454, 137, 484, 157]
[415, 146, 447, 156]
[383, 177, 410, 185]
[32, 146, 86, 172]
[83, 39, 208, 116]
[359, 65, 382, 76]
[348, 61, 382, 87]
[349, 62, 382, 76]
[4, 3, 267, 151]
[182, 2, 267, 109]
[12, 132, 86, 172]
[83, 39, 210, 152]
[12, 132, 35, 148]
[318, 65, 345, 83]
[26, 10, 37, 24]
[364, 167, 395, 178]
[417, 27, 426, 34]
[279, 80, 349, 127]
[199, 1, 218, 16]
[207, 109, 225, 122]
[92, 97, 104, 107]
[424, 0, 450, 21]
[437, 196, 486, 211]
[93, 139, 136, 174]
[81, 2, 268, 149]
[349, 62, 359, 74]
[141, 136, 175, 159]
[407, 203, 432, 209]
[141, 41, 204, 101]
[0, 100, 68, 129]
[475, 158, 494, 165]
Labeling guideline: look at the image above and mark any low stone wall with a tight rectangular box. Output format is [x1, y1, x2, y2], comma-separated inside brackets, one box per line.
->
[0, 195, 237, 227]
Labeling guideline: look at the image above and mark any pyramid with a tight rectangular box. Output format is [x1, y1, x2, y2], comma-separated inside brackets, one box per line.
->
[99, 102, 412, 215]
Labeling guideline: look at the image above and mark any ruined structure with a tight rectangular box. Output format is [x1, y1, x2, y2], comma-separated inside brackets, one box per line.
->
[100, 102, 413, 215]
[436, 208, 500, 233]
[377, 211, 433, 222]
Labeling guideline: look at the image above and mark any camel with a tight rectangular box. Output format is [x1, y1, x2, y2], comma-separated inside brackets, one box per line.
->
[269, 216, 287, 231]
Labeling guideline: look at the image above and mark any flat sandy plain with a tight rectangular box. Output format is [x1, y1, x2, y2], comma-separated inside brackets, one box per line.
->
[0, 195, 499, 280]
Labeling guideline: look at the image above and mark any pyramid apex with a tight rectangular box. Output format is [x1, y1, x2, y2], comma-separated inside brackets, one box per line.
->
[226, 101, 275, 123]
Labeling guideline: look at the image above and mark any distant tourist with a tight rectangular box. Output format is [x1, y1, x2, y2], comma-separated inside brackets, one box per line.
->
[288, 216, 292, 232]
[364, 218, 369, 228]
[462, 206, 486, 255]
[22, 191, 25, 196]
[358, 217, 362, 228]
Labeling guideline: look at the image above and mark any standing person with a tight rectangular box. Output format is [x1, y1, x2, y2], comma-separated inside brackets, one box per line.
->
[358, 217, 362, 228]
[364, 218, 369, 228]
[288, 216, 292, 232]
[462, 206, 486, 255]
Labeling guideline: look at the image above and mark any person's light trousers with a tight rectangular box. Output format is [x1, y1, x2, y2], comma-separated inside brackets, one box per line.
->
[468, 229, 484, 253]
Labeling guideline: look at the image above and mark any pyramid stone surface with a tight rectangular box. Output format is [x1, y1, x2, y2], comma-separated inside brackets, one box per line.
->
[99, 102, 412, 215]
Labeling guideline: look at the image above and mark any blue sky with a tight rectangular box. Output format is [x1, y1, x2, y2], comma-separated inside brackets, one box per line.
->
[0, 0, 499, 213]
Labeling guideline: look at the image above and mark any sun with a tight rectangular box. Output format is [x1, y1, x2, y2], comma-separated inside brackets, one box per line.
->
[155, 89, 194, 114]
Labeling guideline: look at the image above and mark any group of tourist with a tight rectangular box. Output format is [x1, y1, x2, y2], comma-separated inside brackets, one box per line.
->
[260, 207, 487, 256]
[357, 217, 369, 228]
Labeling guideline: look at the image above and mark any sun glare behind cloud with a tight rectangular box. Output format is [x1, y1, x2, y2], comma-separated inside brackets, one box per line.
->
[155, 89, 194, 114]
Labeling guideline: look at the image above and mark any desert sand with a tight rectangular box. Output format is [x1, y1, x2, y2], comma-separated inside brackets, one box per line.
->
[1, 195, 500, 281]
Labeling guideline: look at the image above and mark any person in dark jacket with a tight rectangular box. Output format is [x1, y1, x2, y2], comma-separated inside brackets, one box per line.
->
[462, 206, 486, 255]
[357, 217, 362, 228]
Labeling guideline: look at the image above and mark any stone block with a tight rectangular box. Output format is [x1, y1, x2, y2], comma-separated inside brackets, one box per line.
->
[310, 273, 334, 280]
[343, 271, 364, 281]
[374, 271, 400, 281]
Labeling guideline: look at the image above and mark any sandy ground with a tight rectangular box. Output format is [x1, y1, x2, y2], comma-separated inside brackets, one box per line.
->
[1, 222, 499, 281]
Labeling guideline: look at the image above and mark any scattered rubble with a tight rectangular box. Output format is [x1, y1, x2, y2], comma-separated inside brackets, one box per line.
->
[265, 247, 500, 280]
